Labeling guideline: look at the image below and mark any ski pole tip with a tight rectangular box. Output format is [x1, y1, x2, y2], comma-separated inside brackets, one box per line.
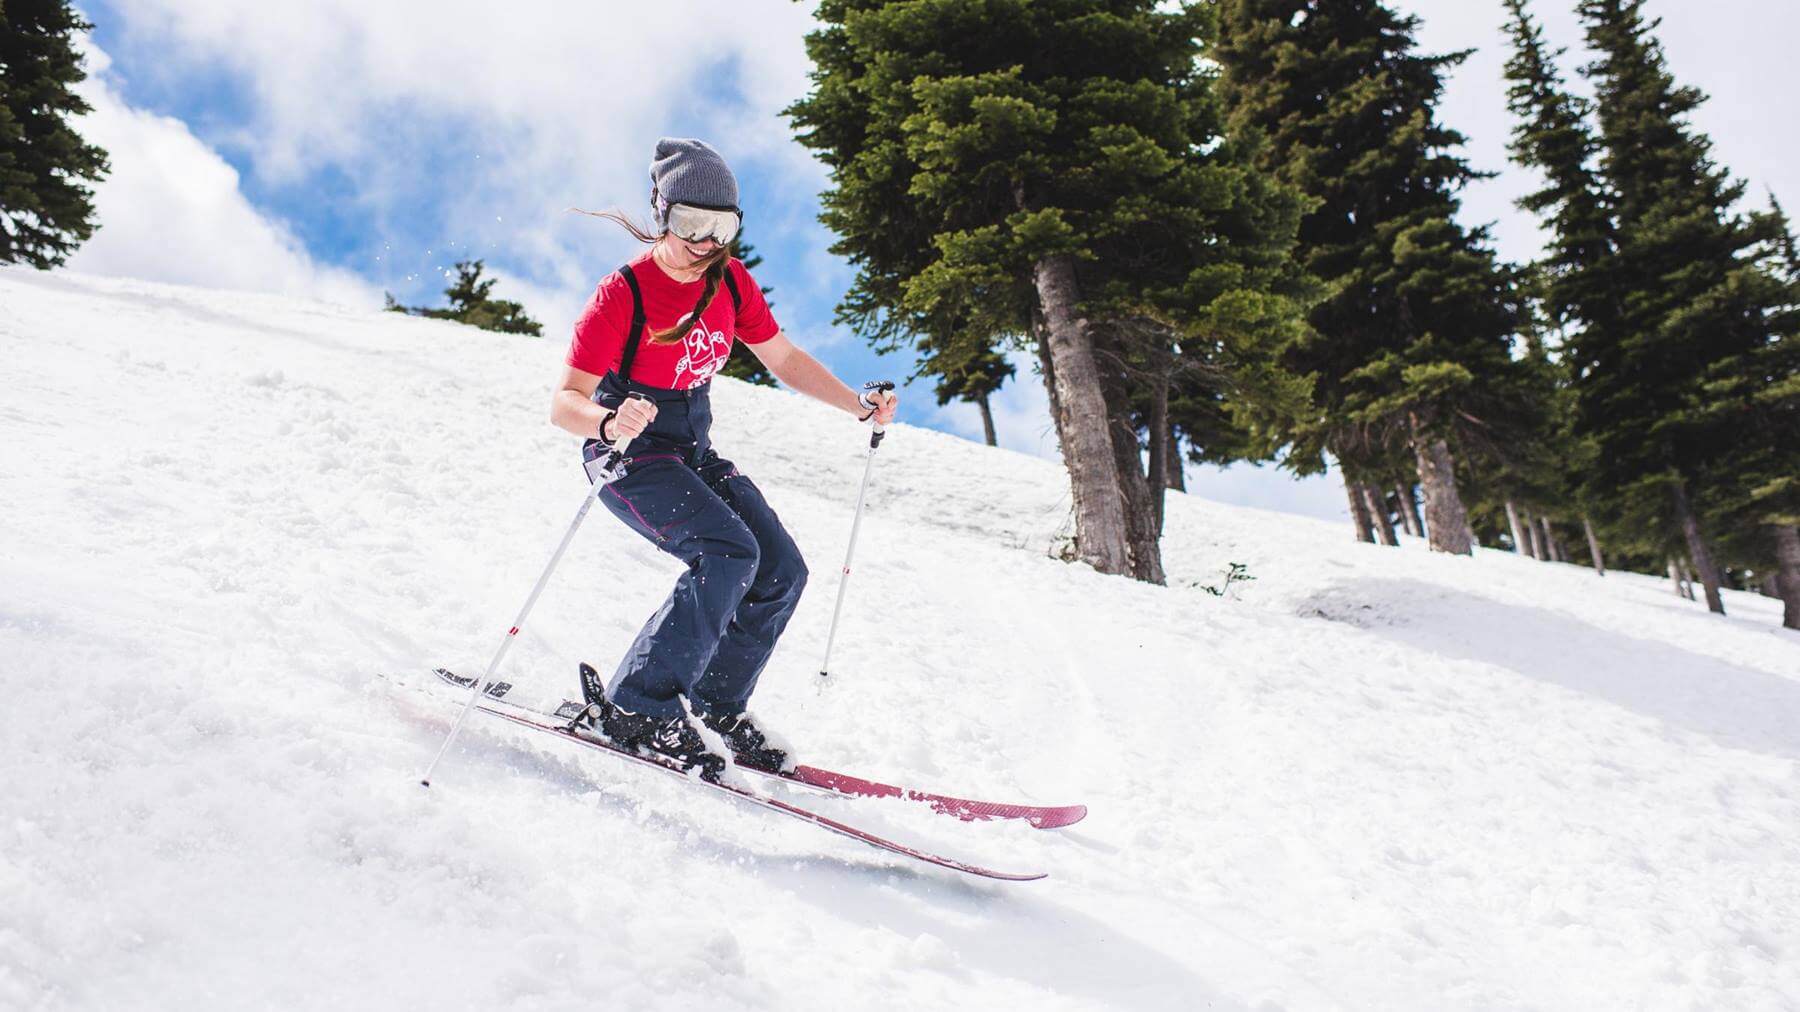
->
[419, 778, 431, 788]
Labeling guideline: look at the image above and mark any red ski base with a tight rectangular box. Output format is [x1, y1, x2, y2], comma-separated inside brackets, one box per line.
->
[469, 699, 1049, 881]
[783, 765, 1087, 830]
[430, 667, 1087, 831]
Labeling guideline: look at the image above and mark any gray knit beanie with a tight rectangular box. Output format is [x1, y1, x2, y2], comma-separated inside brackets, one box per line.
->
[649, 138, 739, 224]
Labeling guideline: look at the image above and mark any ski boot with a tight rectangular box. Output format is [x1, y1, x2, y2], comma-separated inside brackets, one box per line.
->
[697, 709, 793, 773]
[571, 663, 727, 783]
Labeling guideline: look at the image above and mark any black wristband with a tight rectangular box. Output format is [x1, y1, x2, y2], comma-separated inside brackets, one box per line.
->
[598, 409, 618, 443]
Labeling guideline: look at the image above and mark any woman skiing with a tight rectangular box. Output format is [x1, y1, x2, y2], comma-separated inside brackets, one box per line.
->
[550, 138, 898, 781]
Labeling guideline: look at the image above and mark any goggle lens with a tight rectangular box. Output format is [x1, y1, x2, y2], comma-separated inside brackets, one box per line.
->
[666, 203, 741, 245]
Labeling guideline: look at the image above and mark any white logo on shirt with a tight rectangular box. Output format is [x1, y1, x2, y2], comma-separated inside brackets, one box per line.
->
[674, 320, 732, 388]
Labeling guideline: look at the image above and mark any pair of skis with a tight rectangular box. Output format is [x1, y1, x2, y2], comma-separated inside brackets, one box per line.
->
[427, 668, 1085, 881]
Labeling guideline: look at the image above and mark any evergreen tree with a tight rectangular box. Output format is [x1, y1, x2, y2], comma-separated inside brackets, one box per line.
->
[1087, 103, 1317, 536]
[1500, 1, 1683, 580]
[387, 260, 542, 336]
[1499, 298, 1616, 573]
[719, 233, 778, 387]
[1690, 195, 1800, 628]
[1771, 195, 1800, 282]
[791, 0, 1153, 578]
[924, 340, 1012, 447]
[791, 0, 1311, 582]
[1458, 282, 1566, 558]
[1563, 0, 1788, 614]
[1501, 0, 1617, 332]
[0, 0, 110, 268]
[1499, 0, 1622, 571]
[1214, 0, 1538, 555]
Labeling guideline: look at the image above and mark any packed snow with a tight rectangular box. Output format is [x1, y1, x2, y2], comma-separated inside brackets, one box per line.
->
[3, 268, 1797, 1010]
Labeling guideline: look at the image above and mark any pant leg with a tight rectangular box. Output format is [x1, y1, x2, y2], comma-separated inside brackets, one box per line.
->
[688, 458, 809, 716]
[598, 457, 761, 718]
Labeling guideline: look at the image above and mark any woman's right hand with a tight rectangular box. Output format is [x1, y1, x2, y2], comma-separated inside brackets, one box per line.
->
[606, 396, 658, 444]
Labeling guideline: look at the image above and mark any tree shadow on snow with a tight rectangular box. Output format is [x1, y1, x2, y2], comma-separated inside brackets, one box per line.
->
[1300, 578, 1800, 761]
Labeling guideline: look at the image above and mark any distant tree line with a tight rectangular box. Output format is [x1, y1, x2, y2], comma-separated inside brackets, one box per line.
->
[788, 0, 1799, 629]
[386, 260, 542, 336]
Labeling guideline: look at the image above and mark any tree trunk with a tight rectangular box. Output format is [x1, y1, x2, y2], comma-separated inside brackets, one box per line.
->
[976, 392, 997, 448]
[1034, 313, 1068, 470]
[1761, 575, 1781, 599]
[1581, 514, 1606, 576]
[1771, 525, 1800, 631]
[1505, 500, 1532, 557]
[1699, 551, 1728, 590]
[1107, 414, 1166, 584]
[1365, 484, 1399, 546]
[1165, 419, 1186, 491]
[1393, 485, 1422, 537]
[1668, 557, 1694, 600]
[1519, 510, 1538, 559]
[1410, 424, 1473, 555]
[1147, 372, 1171, 536]
[1095, 353, 1166, 584]
[1679, 557, 1701, 600]
[1346, 480, 1375, 544]
[1669, 478, 1725, 614]
[1030, 254, 1134, 578]
[1537, 516, 1563, 563]
[1405, 485, 1426, 538]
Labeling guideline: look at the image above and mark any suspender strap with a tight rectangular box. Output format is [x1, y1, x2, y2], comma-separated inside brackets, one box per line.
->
[722, 266, 742, 313]
[617, 263, 648, 381]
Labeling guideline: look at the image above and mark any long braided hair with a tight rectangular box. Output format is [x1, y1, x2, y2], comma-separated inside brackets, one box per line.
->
[579, 207, 731, 344]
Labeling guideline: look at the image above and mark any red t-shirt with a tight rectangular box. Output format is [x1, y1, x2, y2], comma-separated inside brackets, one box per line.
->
[567, 253, 780, 390]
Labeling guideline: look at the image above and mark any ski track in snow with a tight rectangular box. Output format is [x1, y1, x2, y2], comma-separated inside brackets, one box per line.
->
[3, 268, 1798, 1011]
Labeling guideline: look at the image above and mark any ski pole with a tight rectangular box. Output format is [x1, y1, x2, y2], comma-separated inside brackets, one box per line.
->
[420, 392, 651, 787]
[818, 381, 895, 683]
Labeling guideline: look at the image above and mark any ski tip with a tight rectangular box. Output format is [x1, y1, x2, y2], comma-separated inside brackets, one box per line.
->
[419, 779, 431, 788]
[1028, 805, 1088, 830]
[982, 869, 1049, 882]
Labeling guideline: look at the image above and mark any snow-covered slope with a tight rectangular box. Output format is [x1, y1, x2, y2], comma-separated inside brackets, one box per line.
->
[3, 268, 1797, 1011]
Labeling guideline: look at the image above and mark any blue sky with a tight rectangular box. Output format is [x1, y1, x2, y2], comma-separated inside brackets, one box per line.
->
[61, 0, 1800, 526]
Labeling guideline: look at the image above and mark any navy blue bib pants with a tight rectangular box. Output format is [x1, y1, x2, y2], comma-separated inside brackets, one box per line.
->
[584, 370, 808, 720]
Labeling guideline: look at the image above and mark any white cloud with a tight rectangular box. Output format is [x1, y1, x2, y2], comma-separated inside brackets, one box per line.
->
[63, 41, 379, 307]
[100, 0, 828, 322]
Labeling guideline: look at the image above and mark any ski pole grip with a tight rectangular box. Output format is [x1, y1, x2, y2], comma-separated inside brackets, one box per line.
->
[608, 391, 654, 458]
[590, 391, 654, 483]
[860, 380, 895, 448]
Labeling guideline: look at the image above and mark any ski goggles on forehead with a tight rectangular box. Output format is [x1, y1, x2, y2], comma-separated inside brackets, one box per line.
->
[664, 202, 742, 245]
